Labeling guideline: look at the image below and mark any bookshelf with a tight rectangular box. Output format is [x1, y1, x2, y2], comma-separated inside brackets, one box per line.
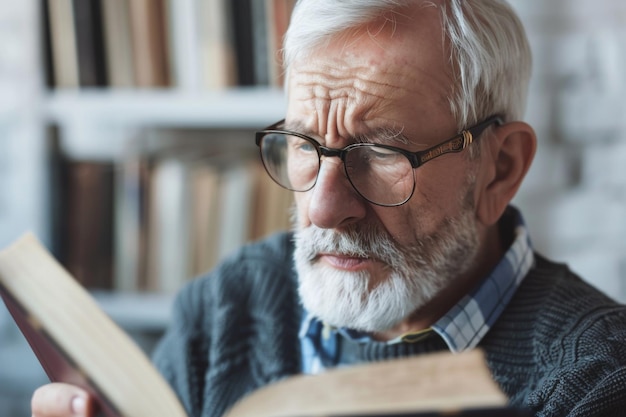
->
[39, 0, 297, 297]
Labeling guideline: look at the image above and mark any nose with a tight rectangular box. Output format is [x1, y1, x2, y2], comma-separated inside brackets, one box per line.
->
[306, 157, 367, 229]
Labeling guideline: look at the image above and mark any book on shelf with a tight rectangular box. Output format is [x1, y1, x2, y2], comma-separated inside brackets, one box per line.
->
[216, 159, 257, 261]
[232, 0, 256, 86]
[0, 234, 529, 417]
[251, 0, 271, 86]
[46, 0, 80, 88]
[43, 0, 294, 90]
[40, 0, 56, 88]
[100, 0, 136, 87]
[189, 162, 222, 276]
[0, 233, 188, 417]
[166, 0, 202, 90]
[113, 142, 149, 292]
[72, 0, 108, 87]
[144, 155, 190, 293]
[128, 0, 170, 87]
[266, 0, 297, 87]
[249, 162, 294, 241]
[57, 159, 115, 290]
[198, 0, 238, 89]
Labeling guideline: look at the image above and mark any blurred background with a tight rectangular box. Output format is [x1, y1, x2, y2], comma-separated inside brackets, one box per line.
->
[0, 0, 625, 415]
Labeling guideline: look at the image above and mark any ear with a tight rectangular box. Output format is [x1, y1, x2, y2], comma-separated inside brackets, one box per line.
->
[474, 121, 536, 226]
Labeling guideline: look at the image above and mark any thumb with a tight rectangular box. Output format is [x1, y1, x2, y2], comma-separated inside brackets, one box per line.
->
[31, 383, 94, 417]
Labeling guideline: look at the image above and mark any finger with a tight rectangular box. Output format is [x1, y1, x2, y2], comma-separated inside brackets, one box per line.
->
[31, 383, 93, 417]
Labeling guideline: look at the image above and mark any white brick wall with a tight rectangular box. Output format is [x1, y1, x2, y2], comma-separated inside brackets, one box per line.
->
[509, 1, 626, 301]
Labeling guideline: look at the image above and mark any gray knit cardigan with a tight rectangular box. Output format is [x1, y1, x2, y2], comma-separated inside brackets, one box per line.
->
[152, 232, 626, 417]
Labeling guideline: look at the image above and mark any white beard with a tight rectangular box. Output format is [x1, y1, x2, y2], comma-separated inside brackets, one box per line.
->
[293, 203, 480, 333]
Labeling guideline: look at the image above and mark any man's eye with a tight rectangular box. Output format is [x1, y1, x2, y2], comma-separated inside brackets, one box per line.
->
[368, 146, 400, 160]
[288, 137, 317, 153]
[297, 142, 316, 152]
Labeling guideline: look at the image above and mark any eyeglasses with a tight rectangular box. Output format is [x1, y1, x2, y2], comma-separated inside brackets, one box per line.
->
[255, 115, 503, 207]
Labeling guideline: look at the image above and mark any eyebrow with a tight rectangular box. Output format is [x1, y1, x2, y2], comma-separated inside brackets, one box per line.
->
[282, 120, 412, 146]
[357, 126, 410, 146]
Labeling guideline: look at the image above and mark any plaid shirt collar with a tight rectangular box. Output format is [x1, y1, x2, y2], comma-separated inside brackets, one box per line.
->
[299, 206, 535, 373]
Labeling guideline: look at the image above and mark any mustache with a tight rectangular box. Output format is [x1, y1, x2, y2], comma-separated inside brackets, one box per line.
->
[294, 223, 402, 266]
[293, 213, 476, 273]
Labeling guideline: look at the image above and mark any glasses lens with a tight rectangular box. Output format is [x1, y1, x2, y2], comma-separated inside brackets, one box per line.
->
[259, 132, 415, 206]
[259, 133, 319, 191]
[345, 146, 415, 206]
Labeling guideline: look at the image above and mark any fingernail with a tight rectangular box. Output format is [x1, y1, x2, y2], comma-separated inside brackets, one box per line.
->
[71, 396, 87, 415]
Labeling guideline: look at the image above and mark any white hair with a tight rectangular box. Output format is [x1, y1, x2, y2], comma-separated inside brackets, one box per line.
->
[283, 0, 532, 129]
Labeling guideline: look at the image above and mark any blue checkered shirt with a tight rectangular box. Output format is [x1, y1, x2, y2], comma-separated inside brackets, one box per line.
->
[299, 206, 535, 374]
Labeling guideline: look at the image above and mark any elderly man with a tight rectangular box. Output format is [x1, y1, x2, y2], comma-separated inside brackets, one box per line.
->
[32, 1, 626, 417]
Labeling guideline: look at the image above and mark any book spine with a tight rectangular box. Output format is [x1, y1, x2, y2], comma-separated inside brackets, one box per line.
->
[46, 0, 80, 88]
[199, 0, 238, 89]
[100, 0, 136, 87]
[231, 0, 255, 86]
[251, 0, 270, 86]
[166, 0, 202, 90]
[72, 0, 108, 87]
[128, 0, 170, 87]
[57, 160, 115, 290]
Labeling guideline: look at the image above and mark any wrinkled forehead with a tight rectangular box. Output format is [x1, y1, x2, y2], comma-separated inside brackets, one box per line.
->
[285, 4, 456, 142]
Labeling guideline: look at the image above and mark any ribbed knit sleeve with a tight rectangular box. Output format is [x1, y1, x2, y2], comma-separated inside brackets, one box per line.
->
[151, 232, 302, 417]
[483, 254, 626, 417]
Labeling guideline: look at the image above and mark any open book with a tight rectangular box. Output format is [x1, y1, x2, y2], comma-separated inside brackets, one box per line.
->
[224, 349, 528, 417]
[0, 234, 528, 417]
[0, 233, 188, 417]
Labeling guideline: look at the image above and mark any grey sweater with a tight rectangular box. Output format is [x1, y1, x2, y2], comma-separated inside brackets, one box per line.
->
[152, 232, 626, 417]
